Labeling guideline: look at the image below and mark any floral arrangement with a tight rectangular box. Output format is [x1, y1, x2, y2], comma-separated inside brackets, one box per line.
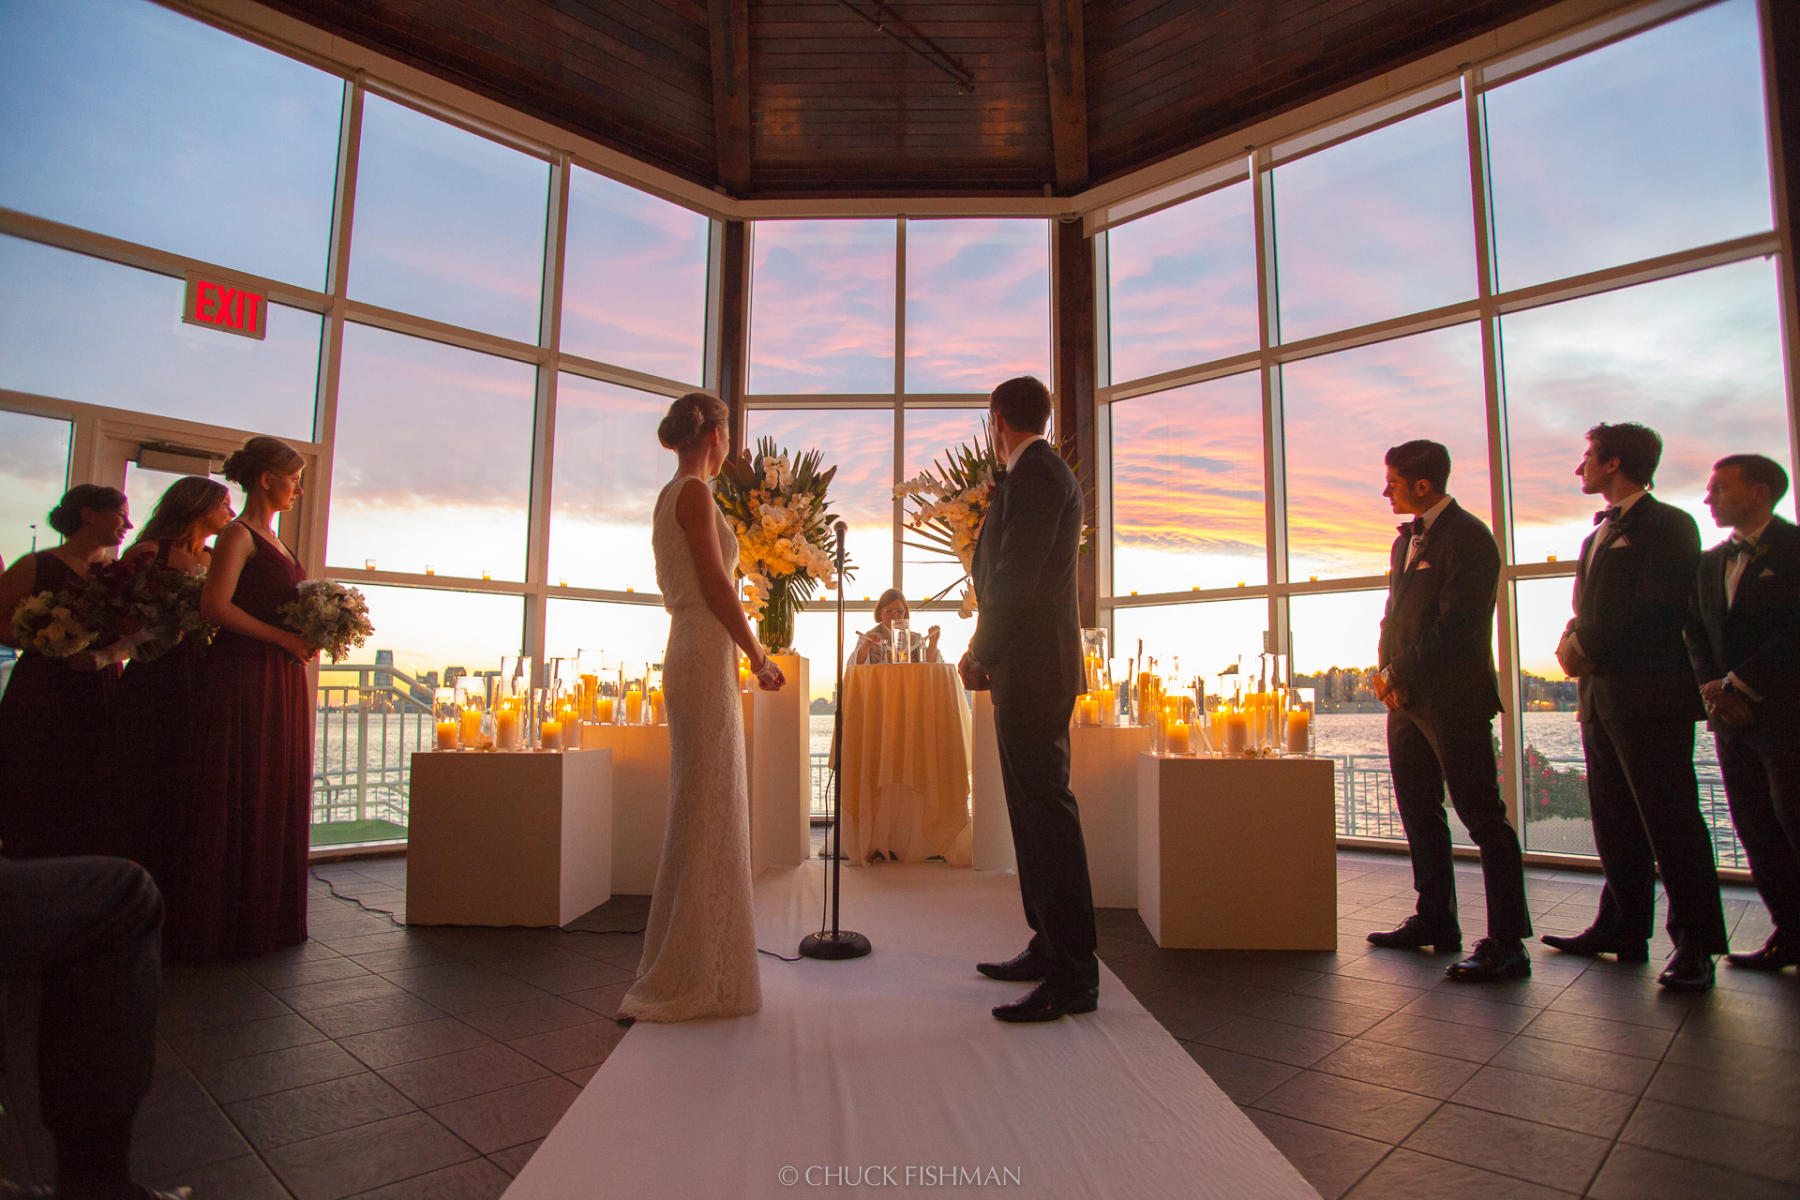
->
[281, 580, 375, 663]
[712, 437, 845, 652]
[9, 557, 213, 664]
[892, 430, 1003, 618]
[11, 584, 107, 658]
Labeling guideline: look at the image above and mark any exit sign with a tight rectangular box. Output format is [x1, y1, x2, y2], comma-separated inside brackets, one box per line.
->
[183, 273, 267, 340]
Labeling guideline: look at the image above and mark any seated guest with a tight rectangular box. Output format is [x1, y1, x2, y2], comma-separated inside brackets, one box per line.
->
[1686, 453, 1800, 971]
[0, 851, 192, 1200]
[850, 588, 942, 665]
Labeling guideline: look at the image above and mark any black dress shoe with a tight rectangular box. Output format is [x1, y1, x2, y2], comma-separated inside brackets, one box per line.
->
[1541, 930, 1651, 963]
[1725, 937, 1800, 971]
[992, 979, 1098, 1023]
[1367, 916, 1462, 954]
[1445, 937, 1531, 982]
[977, 950, 1048, 982]
[1657, 946, 1715, 992]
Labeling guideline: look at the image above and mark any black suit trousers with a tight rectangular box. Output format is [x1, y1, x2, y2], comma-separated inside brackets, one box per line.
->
[1716, 724, 1800, 939]
[1388, 707, 1531, 939]
[0, 855, 163, 1181]
[1580, 714, 1727, 951]
[992, 688, 1098, 988]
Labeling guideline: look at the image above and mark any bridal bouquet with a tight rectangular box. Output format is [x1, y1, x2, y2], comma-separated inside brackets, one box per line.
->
[712, 437, 846, 652]
[281, 579, 375, 663]
[892, 430, 1003, 618]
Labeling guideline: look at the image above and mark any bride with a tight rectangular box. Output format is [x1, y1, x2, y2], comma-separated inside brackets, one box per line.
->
[620, 391, 786, 1022]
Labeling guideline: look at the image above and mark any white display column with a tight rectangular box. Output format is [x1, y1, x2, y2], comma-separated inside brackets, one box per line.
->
[407, 748, 612, 927]
[970, 692, 1014, 871]
[1070, 723, 1155, 908]
[749, 653, 812, 873]
[579, 723, 671, 895]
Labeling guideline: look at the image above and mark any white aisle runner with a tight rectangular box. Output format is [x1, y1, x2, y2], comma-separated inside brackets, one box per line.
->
[505, 862, 1316, 1199]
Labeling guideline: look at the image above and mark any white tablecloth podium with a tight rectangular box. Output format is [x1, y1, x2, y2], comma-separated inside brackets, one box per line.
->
[406, 748, 613, 926]
[841, 662, 972, 866]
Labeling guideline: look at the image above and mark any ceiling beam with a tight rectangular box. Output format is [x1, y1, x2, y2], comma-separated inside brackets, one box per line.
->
[708, 0, 751, 195]
[1041, 0, 1089, 193]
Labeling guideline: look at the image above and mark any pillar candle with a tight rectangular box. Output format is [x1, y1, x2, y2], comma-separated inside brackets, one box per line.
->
[1076, 693, 1097, 726]
[648, 687, 666, 724]
[1286, 709, 1311, 755]
[435, 718, 458, 750]
[625, 687, 644, 724]
[596, 696, 615, 723]
[496, 706, 521, 750]
[1167, 720, 1191, 755]
[540, 717, 563, 749]
[1095, 686, 1117, 726]
[458, 707, 481, 746]
[1222, 710, 1249, 756]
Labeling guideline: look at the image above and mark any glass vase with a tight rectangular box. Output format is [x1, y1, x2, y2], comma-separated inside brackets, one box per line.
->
[758, 603, 794, 655]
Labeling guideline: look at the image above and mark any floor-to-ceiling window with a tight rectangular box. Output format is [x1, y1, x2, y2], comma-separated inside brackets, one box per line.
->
[0, 0, 713, 847]
[1099, 0, 1793, 860]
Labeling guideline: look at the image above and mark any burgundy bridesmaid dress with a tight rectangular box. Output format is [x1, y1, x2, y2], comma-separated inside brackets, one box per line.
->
[0, 552, 122, 859]
[185, 527, 313, 961]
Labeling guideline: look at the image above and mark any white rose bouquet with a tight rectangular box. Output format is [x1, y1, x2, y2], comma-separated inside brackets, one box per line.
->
[280, 580, 375, 663]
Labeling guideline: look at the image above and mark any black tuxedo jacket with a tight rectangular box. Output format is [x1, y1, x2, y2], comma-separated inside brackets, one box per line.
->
[1686, 514, 1800, 731]
[969, 438, 1085, 700]
[1566, 493, 1704, 724]
[1378, 500, 1503, 720]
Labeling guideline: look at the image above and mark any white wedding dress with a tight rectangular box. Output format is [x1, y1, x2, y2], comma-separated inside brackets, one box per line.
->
[619, 474, 762, 1021]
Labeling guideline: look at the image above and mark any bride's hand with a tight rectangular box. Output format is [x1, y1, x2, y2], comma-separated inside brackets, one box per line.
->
[754, 654, 785, 691]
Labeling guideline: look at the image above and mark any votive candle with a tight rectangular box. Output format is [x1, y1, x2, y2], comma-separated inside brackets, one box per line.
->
[435, 718, 458, 750]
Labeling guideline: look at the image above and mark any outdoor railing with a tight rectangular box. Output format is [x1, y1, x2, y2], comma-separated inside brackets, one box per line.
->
[312, 663, 430, 837]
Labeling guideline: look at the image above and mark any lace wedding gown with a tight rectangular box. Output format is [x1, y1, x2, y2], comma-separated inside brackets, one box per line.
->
[619, 475, 763, 1021]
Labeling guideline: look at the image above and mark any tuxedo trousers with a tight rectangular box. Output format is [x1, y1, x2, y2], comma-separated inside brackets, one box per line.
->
[0, 855, 162, 1184]
[1580, 714, 1727, 952]
[992, 686, 1098, 988]
[1716, 722, 1800, 940]
[1388, 706, 1531, 939]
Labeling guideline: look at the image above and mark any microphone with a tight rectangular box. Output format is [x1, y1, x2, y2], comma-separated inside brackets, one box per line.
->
[834, 520, 847, 544]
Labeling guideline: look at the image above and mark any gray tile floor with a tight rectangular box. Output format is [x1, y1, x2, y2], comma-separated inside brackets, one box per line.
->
[3, 850, 1795, 1199]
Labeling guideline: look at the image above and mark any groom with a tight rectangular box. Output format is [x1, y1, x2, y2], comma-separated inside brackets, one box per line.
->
[959, 375, 1099, 1023]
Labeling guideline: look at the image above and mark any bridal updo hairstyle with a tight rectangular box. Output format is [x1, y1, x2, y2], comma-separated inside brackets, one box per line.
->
[223, 436, 304, 491]
[658, 390, 729, 451]
[47, 484, 128, 536]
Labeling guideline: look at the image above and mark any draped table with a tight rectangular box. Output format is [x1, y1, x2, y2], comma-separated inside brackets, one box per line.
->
[839, 662, 973, 866]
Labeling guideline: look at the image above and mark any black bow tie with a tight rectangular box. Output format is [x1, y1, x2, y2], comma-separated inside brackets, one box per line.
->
[1593, 506, 1622, 526]
[1398, 518, 1424, 538]
[1722, 538, 1752, 560]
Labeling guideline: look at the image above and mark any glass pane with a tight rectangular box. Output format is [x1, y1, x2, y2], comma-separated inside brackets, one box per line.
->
[0, 409, 71, 564]
[0, 236, 320, 440]
[0, 0, 342, 288]
[562, 167, 709, 382]
[1273, 101, 1475, 342]
[349, 95, 549, 342]
[1111, 598, 1269, 694]
[545, 598, 672, 680]
[749, 220, 895, 394]
[548, 375, 667, 593]
[1283, 324, 1490, 581]
[1107, 182, 1258, 383]
[1504, 259, 1792, 565]
[1485, 0, 1772, 292]
[327, 323, 535, 579]
[904, 219, 1049, 393]
[1111, 373, 1266, 594]
[311, 584, 525, 844]
[900, 406, 991, 602]
[743, 408, 892, 606]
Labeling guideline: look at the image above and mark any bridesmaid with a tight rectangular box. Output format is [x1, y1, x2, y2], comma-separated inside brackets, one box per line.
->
[0, 485, 132, 858]
[117, 476, 233, 958]
[194, 437, 317, 960]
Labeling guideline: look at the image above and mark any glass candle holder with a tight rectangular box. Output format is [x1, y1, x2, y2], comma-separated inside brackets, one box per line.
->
[624, 680, 645, 725]
[494, 692, 523, 751]
[890, 617, 912, 664]
[1081, 628, 1109, 693]
[1285, 687, 1315, 756]
[455, 679, 485, 749]
[433, 687, 460, 750]
[1074, 692, 1097, 727]
[530, 687, 555, 750]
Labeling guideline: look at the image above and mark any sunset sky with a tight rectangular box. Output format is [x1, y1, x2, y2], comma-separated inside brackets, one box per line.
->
[1, 0, 1792, 703]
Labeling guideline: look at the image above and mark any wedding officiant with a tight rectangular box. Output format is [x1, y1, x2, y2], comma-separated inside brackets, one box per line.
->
[849, 588, 942, 666]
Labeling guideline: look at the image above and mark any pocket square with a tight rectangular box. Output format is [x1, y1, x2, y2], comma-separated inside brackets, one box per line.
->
[1611, 536, 1630, 548]
[1415, 561, 1432, 571]
[1759, 568, 1775, 578]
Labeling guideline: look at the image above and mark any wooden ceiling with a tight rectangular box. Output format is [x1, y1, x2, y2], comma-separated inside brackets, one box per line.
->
[257, 0, 1561, 200]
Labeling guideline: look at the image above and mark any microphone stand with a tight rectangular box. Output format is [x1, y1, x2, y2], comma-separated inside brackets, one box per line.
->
[799, 520, 871, 961]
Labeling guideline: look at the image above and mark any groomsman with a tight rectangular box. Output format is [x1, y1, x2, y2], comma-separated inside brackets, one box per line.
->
[1687, 454, 1800, 971]
[1368, 440, 1532, 981]
[1547, 423, 1725, 991]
